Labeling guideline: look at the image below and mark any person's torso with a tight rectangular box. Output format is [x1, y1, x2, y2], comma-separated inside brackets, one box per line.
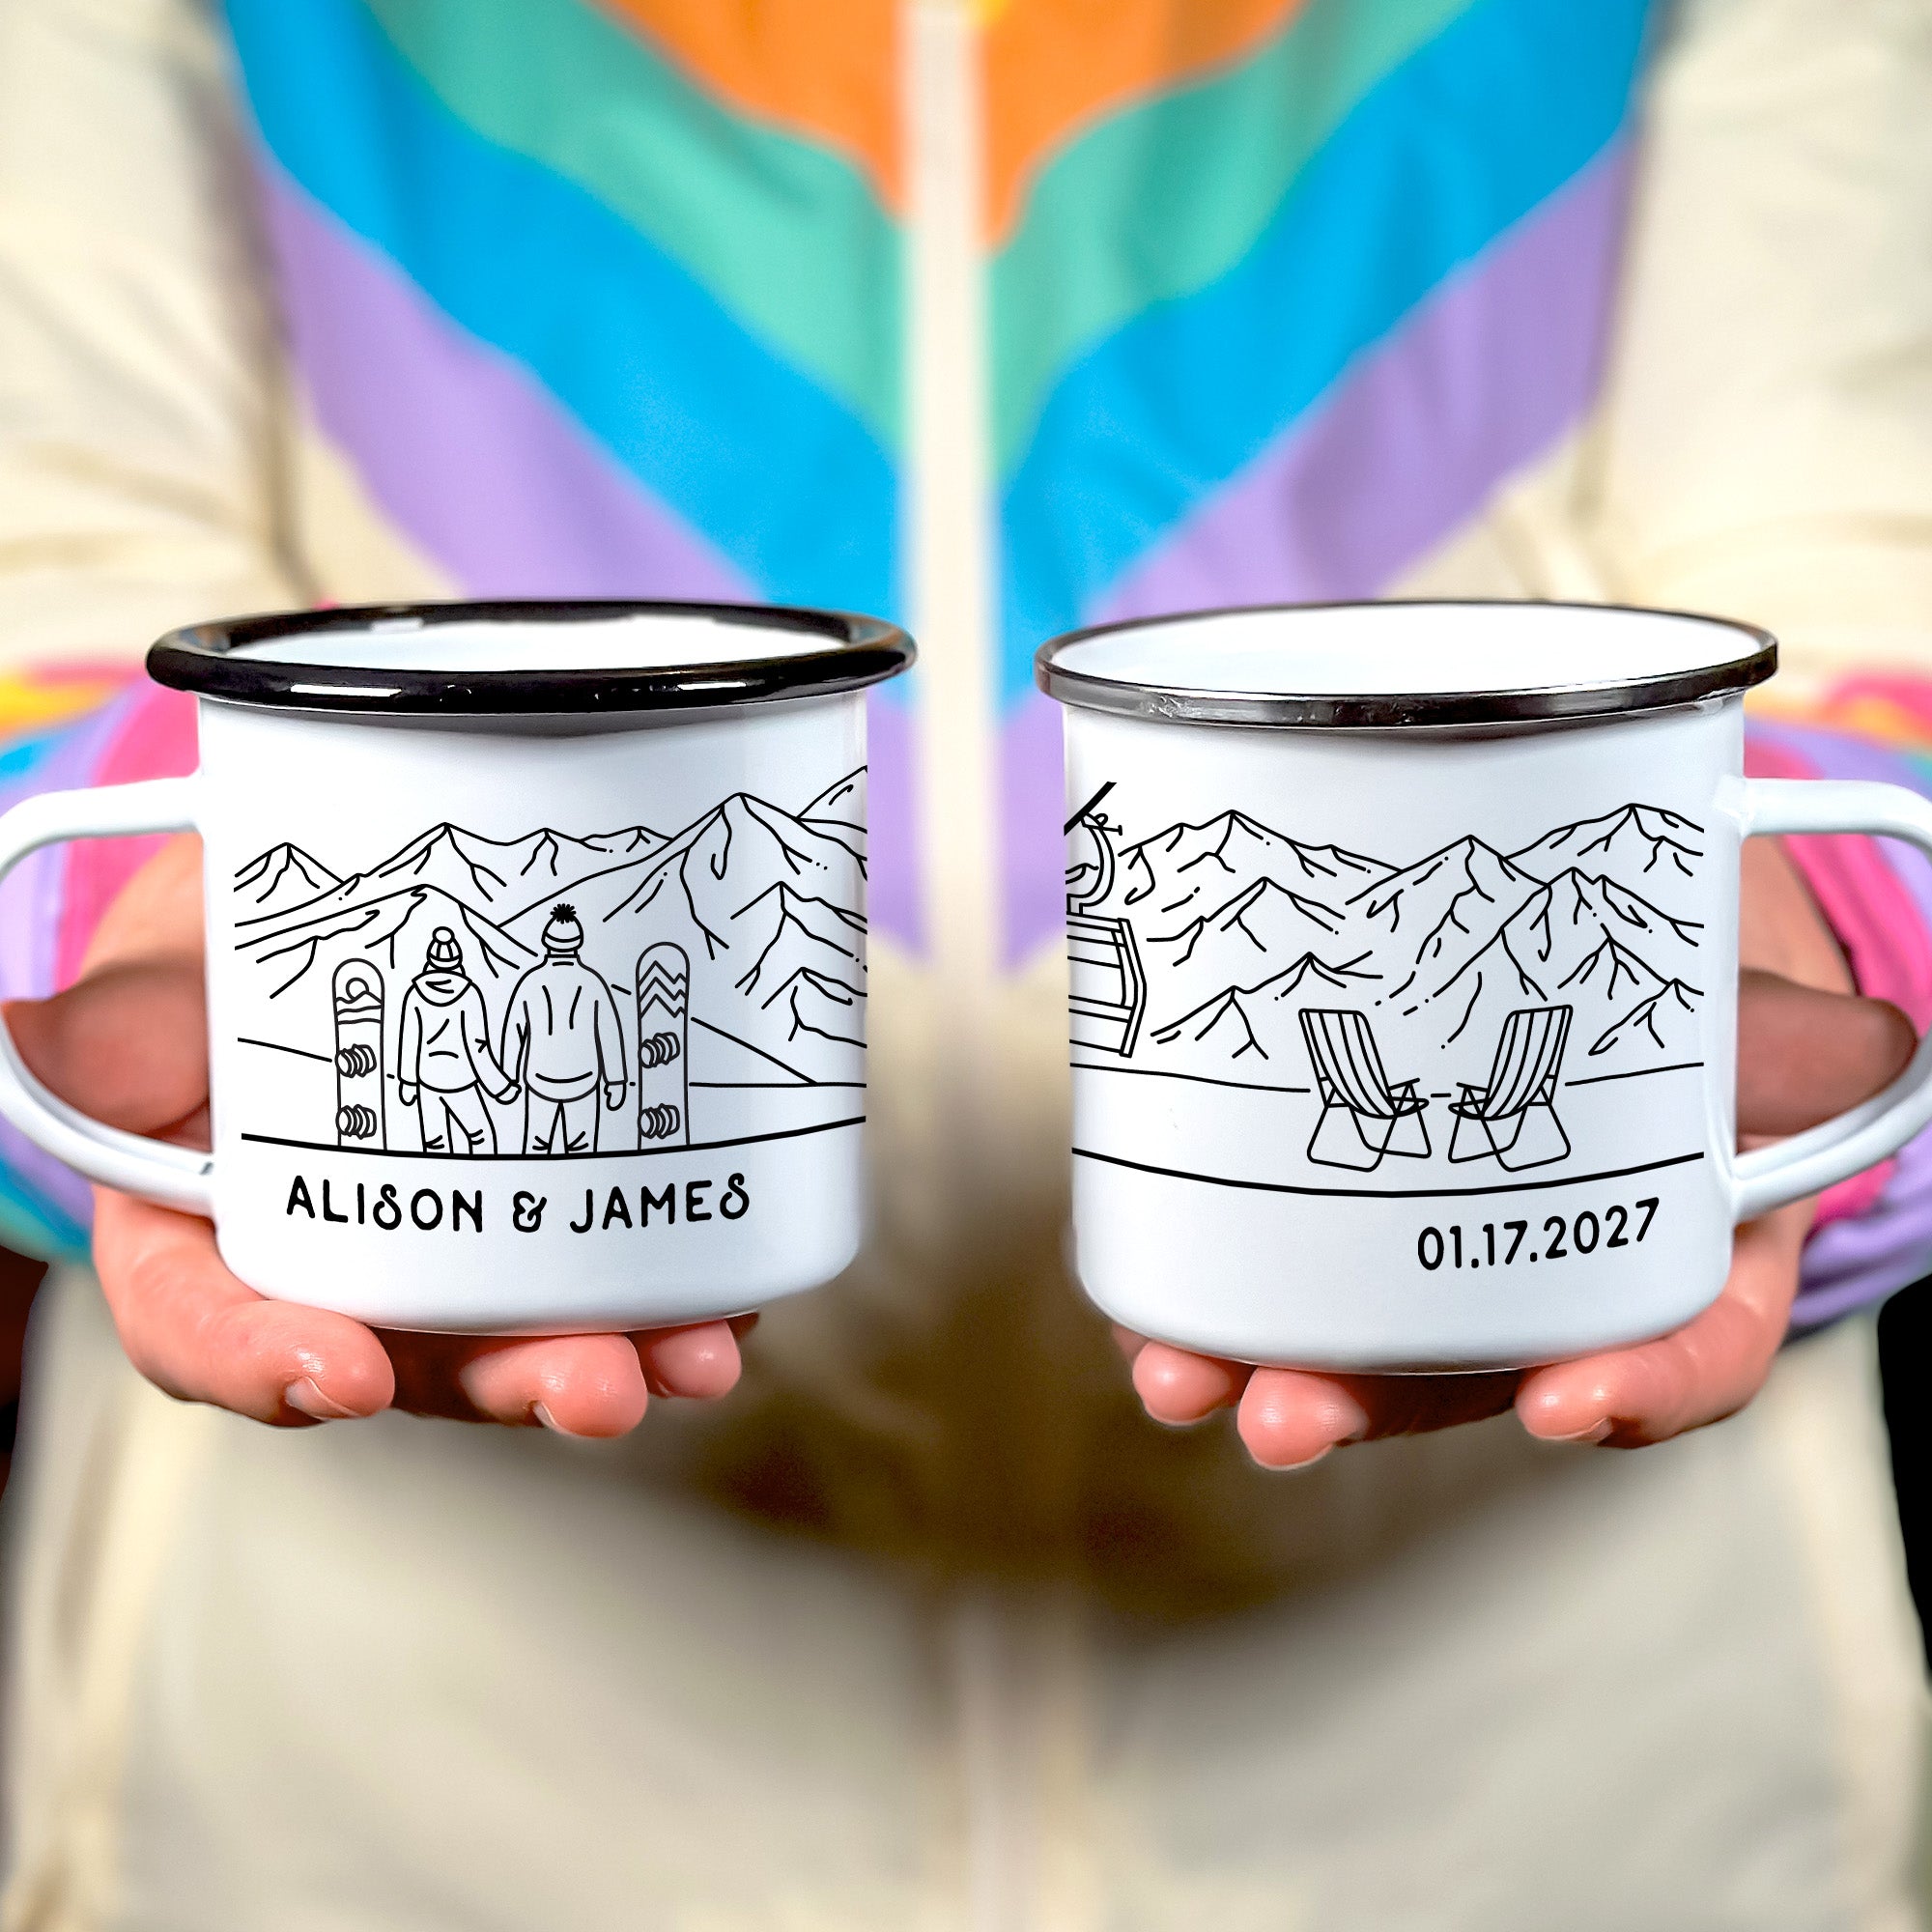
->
[213, 0, 1655, 1560]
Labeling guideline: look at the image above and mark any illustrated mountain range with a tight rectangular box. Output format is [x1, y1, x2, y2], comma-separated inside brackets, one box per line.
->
[1097, 803, 1706, 1086]
[231, 771, 868, 1087]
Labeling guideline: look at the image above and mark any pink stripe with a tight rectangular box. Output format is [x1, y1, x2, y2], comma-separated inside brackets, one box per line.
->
[259, 159, 753, 603]
[52, 686, 198, 990]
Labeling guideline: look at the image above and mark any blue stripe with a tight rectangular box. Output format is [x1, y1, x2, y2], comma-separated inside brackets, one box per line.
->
[225, 0, 898, 620]
[997, 0, 1648, 703]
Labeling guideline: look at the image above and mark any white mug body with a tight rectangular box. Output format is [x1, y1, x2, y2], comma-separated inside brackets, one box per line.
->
[199, 693, 870, 1329]
[1059, 696, 1741, 1368]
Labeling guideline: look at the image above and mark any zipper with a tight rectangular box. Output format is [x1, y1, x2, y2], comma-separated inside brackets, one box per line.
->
[904, 0, 999, 1027]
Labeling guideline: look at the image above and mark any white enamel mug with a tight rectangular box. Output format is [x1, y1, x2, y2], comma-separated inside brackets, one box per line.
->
[1037, 601, 1932, 1371]
[0, 600, 912, 1331]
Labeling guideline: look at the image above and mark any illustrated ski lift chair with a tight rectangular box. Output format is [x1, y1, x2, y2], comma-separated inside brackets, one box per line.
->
[1448, 1005, 1574, 1170]
[1297, 1009, 1431, 1171]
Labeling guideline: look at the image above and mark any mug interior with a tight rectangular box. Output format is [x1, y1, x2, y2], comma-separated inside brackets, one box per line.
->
[1036, 595, 1770, 726]
[231, 609, 828, 674]
[1050, 601, 1759, 698]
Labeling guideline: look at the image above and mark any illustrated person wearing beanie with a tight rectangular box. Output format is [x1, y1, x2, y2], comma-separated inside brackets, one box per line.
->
[396, 927, 517, 1156]
[499, 904, 627, 1155]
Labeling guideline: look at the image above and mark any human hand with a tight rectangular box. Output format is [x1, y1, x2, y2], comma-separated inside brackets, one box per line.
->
[604, 1081, 624, 1112]
[1118, 839, 1918, 1465]
[397, 1081, 417, 1108]
[494, 1081, 519, 1105]
[2, 837, 748, 1433]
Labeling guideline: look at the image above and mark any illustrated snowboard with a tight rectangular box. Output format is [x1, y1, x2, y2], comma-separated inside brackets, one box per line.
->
[636, 943, 690, 1148]
[331, 960, 387, 1148]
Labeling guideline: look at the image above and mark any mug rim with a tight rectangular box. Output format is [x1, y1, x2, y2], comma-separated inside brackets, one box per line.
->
[147, 599, 916, 716]
[1034, 598, 1776, 729]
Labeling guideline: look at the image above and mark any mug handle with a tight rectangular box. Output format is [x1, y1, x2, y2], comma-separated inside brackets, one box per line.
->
[1734, 777, 1932, 1222]
[0, 777, 213, 1216]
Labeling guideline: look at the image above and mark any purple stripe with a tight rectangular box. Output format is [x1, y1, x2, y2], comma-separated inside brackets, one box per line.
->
[999, 694, 1066, 967]
[260, 160, 753, 602]
[999, 142, 1633, 962]
[1092, 139, 1632, 623]
[867, 691, 922, 952]
[1794, 1137, 1932, 1326]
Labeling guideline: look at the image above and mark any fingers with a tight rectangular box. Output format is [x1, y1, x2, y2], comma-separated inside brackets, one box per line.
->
[92, 1188, 394, 1425]
[1116, 1330, 1521, 1466]
[1236, 1368, 1523, 1468]
[438, 1335, 652, 1436]
[1234, 1371, 1370, 1467]
[1516, 1202, 1807, 1447]
[1131, 1341, 1247, 1423]
[1736, 969, 1916, 1137]
[95, 1186, 746, 1435]
[384, 1319, 745, 1435]
[638, 1321, 744, 1401]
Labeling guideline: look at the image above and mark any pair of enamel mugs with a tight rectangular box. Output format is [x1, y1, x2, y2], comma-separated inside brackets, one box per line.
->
[4, 599, 1932, 1371]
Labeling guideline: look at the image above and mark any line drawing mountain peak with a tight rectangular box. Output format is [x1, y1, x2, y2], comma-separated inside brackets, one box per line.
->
[1151, 953, 1379, 1065]
[1073, 794, 1708, 1091]
[1509, 803, 1704, 913]
[1122, 812, 1392, 917]
[234, 842, 339, 918]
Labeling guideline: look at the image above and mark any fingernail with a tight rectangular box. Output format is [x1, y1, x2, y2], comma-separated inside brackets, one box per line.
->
[283, 1377, 357, 1421]
[1548, 1417, 1614, 1444]
[531, 1401, 579, 1436]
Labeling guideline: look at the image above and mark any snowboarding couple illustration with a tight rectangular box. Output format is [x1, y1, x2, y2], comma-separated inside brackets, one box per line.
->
[396, 903, 626, 1157]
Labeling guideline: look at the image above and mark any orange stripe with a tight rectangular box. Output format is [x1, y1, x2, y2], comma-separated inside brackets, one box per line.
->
[983, 0, 1308, 242]
[601, 0, 901, 208]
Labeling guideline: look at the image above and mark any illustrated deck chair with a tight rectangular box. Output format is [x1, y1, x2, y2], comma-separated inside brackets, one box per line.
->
[1448, 1005, 1573, 1171]
[1297, 1009, 1431, 1172]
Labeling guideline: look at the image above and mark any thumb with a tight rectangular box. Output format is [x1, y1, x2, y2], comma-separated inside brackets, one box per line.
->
[4, 957, 211, 1135]
[1736, 967, 1916, 1139]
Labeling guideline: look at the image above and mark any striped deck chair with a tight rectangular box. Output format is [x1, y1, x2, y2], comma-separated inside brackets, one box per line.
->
[1448, 1006, 1573, 1171]
[1297, 1009, 1431, 1172]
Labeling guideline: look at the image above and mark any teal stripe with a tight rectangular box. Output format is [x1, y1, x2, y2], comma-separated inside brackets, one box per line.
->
[0, 1175, 88, 1264]
[362, 0, 900, 448]
[993, 0, 1469, 474]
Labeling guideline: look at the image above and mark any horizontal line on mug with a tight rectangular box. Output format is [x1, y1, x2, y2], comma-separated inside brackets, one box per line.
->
[1068, 1058, 1313, 1095]
[237, 1037, 335, 1065]
[1563, 1062, 1705, 1089]
[1070, 1148, 1704, 1199]
[239, 1118, 865, 1161]
[688, 1081, 867, 1091]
